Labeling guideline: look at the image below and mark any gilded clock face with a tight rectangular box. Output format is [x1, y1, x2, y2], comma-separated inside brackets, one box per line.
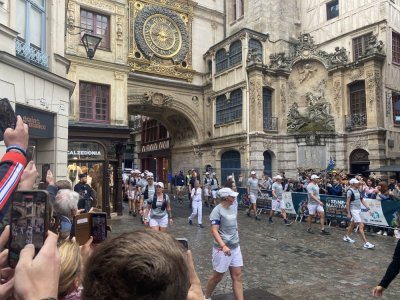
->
[143, 14, 182, 59]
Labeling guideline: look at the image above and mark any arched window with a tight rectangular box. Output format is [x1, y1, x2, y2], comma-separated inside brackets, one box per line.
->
[350, 149, 370, 175]
[263, 151, 272, 176]
[348, 81, 367, 128]
[229, 40, 242, 66]
[216, 48, 228, 72]
[249, 38, 263, 62]
[216, 89, 242, 124]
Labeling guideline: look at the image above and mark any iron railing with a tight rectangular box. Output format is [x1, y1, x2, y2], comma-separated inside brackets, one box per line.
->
[345, 113, 367, 130]
[263, 117, 278, 131]
[16, 38, 48, 68]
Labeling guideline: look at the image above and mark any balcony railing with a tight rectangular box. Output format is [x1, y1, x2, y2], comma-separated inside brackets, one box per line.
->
[345, 113, 367, 131]
[263, 117, 278, 132]
[16, 38, 48, 68]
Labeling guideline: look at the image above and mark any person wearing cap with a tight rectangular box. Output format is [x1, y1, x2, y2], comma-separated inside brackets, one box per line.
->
[246, 171, 259, 218]
[205, 187, 243, 300]
[204, 172, 212, 207]
[140, 172, 155, 226]
[188, 180, 204, 228]
[147, 182, 173, 232]
[344, 178, 374, 249]
[269, 175, 289, 225]
[74, 173, 96, 212]
[210, 172, 220, 207]
[306, 174, 330, 235]
[127, 170, 139, 215]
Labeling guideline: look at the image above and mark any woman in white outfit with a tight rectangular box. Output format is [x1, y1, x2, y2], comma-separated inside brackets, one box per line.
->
[147, 182, 173, 232]
[188, 180, 204, 228]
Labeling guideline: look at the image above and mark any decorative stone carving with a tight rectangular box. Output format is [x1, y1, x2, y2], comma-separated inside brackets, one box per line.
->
[116, 16, 123, 39]
[77, 0, 114, 13]
[263, 140, 273, 150]
[114, 71, 125, 80]
[192, 96, 199, 106]
[280, 83, 286, 114]
[333, 81, 341, 113]
[239, 144, 247, 154]
[193, 146, 203, 157]
[247, 48, 262, 65]
[249, 78, 262, 118]
[329, 47, 349, 65]
[298, 63, 317, 83]
[347, 65, 364, 81]
[349, 136, 368, 150]
[363, 35, 384, 57]
[287, 92, 335, 133]
[269, 52, 290, 69]
[141, 92, 174, 107]
[366, 71, 382, 111]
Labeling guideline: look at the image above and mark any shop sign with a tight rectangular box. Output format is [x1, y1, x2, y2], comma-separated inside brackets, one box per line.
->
[16, 105, 54, 138]
[68, 142, 105, 160]
[141, 140, 170, 153]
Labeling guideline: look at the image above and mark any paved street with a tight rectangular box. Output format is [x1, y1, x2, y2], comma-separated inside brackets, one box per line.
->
[110, 198, 400, 300]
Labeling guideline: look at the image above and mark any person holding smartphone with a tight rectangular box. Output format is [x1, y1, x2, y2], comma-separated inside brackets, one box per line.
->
[147, 182, 173, 232]
[0, 115, 29, 210]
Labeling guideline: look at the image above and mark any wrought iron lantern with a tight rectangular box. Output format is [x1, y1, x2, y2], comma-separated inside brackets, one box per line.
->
[81, 33, 102, 59]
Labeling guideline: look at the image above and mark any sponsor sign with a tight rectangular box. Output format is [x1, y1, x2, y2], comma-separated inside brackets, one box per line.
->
[282, 192, 296, 215]
[360, 198, 389, 227]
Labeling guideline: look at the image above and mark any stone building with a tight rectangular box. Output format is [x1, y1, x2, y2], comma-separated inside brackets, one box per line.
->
[128, 0, 400, 183]
[65, 0, 131, 215]
[0, 0, 75, 181]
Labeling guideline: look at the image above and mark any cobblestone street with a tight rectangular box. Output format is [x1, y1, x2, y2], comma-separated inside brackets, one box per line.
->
[110, 199, 400, 300]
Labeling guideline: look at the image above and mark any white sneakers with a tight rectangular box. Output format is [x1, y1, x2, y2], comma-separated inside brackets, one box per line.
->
[363, 242, 375, 249]
[377, 230, 383, 235]
[343, 235, 355, 243]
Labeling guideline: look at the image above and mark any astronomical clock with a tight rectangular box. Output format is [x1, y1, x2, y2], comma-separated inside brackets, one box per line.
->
[129, 0, 194, 81]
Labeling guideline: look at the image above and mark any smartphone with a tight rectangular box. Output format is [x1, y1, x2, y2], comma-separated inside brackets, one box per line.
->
[49, 215, 60, 234]
[73, 213, 91, 245]
[91, 212, 107, 244]
[8, 190, 49, 268]
[176, 238, 189, 250]
[26, 146, 36, 163]
[0, 98, 17, 141]
[73, 212, 107, 245]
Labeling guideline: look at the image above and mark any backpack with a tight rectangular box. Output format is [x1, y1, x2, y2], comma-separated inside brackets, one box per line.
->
[151, 193, 167, 211]
[348, 189, 362, 202]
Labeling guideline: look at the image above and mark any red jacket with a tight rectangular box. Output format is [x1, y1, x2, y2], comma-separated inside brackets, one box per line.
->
[0, 151, 27, 210]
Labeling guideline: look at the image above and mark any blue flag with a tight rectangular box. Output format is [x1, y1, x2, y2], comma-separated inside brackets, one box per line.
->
[327, 158, 336, 172]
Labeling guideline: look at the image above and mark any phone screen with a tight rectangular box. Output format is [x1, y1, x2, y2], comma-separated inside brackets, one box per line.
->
[176, 238, 189, 250]
[0, 98, 17, 141]
[9, 191, 48, 268]
[73, 213, 91, 245]
[91, 213, 107, 243]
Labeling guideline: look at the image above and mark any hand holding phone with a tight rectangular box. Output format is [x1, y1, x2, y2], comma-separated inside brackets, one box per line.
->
[0, 98, 17, 142]
[176, 238, 189, 250]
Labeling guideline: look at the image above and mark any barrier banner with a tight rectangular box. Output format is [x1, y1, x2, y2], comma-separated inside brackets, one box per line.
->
[322, 195, 347, 221]
[360, 199, 389, 227]
[282, 192, 297, 215]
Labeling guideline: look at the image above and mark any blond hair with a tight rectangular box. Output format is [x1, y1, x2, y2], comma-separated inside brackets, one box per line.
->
[58, 240, 81, 297]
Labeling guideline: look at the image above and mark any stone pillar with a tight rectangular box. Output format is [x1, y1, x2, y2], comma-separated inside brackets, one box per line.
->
[330, 70, 345, 132]
[248, 71, 263, 131]
[364, 60, 383, 128]
[115, 143, 125, 216]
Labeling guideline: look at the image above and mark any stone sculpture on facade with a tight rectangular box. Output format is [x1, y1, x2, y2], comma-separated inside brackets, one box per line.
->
[247, 48, 263, 64]
[363, 35, 384, 57]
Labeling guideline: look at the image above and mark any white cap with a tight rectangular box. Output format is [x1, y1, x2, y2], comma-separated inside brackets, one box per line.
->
[147, 172, 154, 178]
[250, 171, 256, 175]
[217, 188, 239, 198]
[349, 178, 360, 185]
[212, 172, 216, 176]
[134, 169, 141, 174]
[311, 175, 320, 180]
[275, 175, 283, 180]
[141, 173, 145, 177]
[205, 172, 209, 175]
[156, 182, 164, 189]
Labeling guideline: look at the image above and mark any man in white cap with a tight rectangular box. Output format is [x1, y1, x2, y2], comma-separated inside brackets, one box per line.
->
[269, 175, 289, 225]
[246, 171, 259, 218]
[306, 174, 330, 234]
[203, 172, 212, 207]
[344, 178, 374, 249]
[140, 172, 155, 226]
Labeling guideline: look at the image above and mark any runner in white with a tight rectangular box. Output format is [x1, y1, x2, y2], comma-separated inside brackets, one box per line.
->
[205, 188, 243, 300]
[306, 174, 330, 235]
[188, 180, 204, 228]
[203, 172, 212, 207]
[246, 171, 259, 218]
[344, 178, 374, 249]
[269, 175, 289, 225]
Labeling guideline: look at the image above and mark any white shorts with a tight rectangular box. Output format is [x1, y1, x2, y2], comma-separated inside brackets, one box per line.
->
[249, 193, 257, 204]
[307, 204, 324, 215]
[212, 246, 243, 273]
[149, 214, 168, 228]
[212, 190, 218, 199]
[272, 199, 285, 211]
[204, 188, 211, 197]
[350, 209, 362, 223]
